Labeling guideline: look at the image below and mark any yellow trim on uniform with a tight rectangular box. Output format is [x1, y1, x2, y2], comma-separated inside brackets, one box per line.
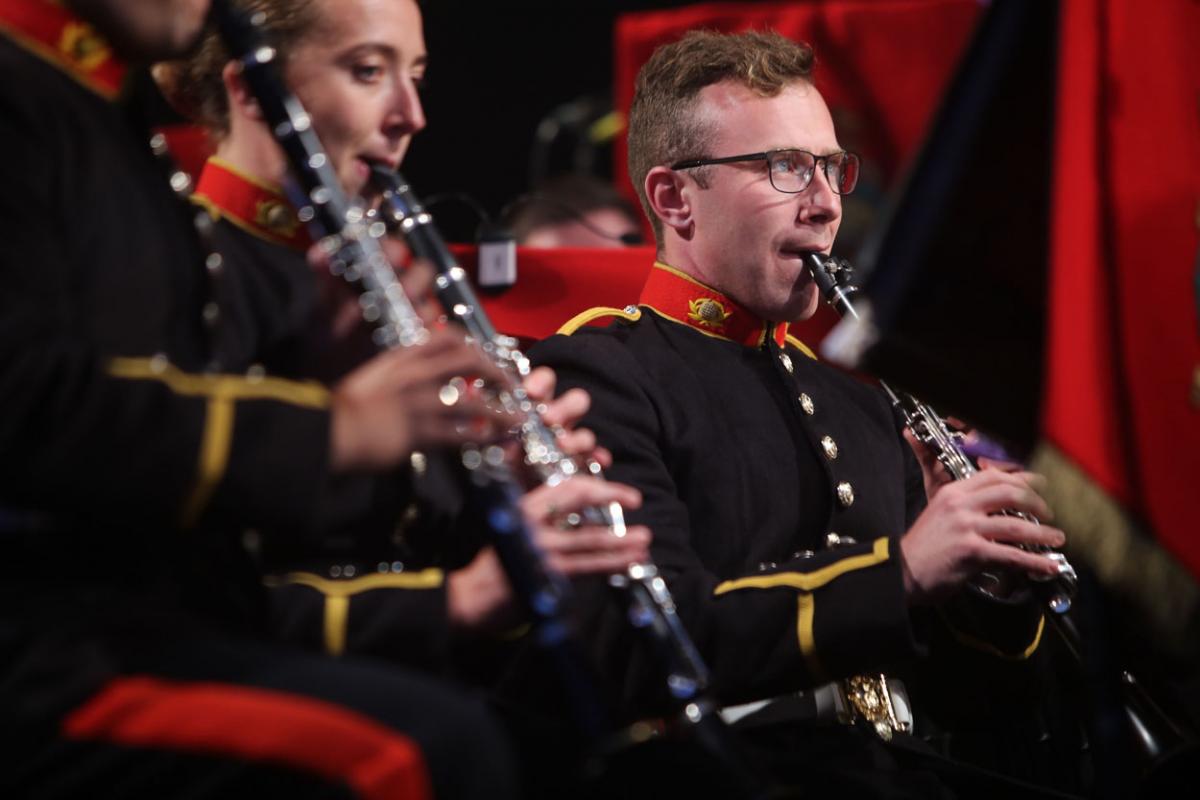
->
[651, 260, 710, 289]
[324, 595, 351, 656]
[797, 594, 824, 679]
[713, 537, 890, 595]
[107, 358, 329, 526]
[190, 190, 300, 250]
[203, 197, 293, 248]
[713, 538, 888, 680]
[271, 569, 446, 656]
[784, 334, 818, 361]
[940, 610, 1046, 661]
[557, 305, 642, 336]
[189, 193, 221, 219]
[276, 569, 446, 596]
[108, 358, 330, 406]
[181, 394, 235, 528]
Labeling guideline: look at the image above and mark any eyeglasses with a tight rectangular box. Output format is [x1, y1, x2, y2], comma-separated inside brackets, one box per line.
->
[670, 148, 861, 195]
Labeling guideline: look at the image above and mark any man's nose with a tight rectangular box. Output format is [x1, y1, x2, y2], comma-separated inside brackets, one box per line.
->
[796, 167, 841, 225]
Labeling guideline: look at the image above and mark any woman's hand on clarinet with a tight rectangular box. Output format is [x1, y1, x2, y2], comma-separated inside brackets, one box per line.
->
[328, 326, 515, 472]
[306, 240, 444, 379]
[447, 479, 652, 633]
[521, 478, 651, 576]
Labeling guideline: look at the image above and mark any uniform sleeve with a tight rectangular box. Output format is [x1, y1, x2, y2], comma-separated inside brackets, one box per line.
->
[0, 68, 333, 534]
[266, 569, 452, 673]
[938, 581, 1046, 661]
[533, 332, 921, 708]
[889, 400, 1045, 660]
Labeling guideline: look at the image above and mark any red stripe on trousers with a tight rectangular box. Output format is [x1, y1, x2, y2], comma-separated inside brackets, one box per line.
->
[62, 675, 431, 800]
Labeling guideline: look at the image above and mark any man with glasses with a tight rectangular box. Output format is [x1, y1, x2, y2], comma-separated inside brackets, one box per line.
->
[532, 29, 1070, 797]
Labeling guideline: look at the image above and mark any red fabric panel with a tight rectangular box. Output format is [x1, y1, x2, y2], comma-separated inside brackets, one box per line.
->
[63, 676, 431, 800]
[1043, 0, 1200, 575]
[452, 244, 844, 348]
[159, 123, 215, 185]
[1043, 0, 1128, 499]
[453, 245, 655, 340]
[612, 0, 982, 231]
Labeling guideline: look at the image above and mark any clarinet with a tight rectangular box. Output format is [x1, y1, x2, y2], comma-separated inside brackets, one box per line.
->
[801, 251, 1078, 614]
[207, 0, 608, 736]
[370, 168, 725, 722]
[804, 254, 1200, 789]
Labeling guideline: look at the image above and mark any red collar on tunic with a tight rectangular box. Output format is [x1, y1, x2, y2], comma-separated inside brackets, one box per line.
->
[194, 158, 313, 252]
[0, 0, 127, 99]
[637, 261, 789, 348]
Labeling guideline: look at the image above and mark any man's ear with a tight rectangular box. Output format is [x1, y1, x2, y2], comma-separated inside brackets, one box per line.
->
[222, 61, 263, 121]
[645, 166, 693, 240]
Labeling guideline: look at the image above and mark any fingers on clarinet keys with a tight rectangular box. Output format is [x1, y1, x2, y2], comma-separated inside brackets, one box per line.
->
[545, 503, 584, 531]
[523, 477, 643, 534]
[544, 498, 617, 532]
[436, 376, 492, 439]
[439, 376, 466, 407]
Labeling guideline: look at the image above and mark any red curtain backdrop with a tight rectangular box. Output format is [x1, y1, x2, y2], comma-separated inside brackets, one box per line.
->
[612, 0, 982, 214]
[1042, 0, 1200, 576]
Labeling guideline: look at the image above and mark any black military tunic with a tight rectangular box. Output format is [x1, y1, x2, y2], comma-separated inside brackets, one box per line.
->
[531, 261, 1059, 797]
[0, 6, 332, 620]
[0, 4, 513, 796]
[193, 158, 484, 672]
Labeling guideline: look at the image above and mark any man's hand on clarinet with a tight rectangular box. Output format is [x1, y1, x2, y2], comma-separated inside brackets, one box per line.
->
[899, 468, 1066, 605]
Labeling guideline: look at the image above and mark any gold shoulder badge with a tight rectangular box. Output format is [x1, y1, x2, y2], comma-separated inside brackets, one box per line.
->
[687, 297, 732, 329]
[255, 199, 299, 238]
[59, 21, 111, 73]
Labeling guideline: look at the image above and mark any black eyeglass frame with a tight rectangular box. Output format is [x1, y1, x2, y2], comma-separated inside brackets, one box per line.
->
[670, 148, 861, 195]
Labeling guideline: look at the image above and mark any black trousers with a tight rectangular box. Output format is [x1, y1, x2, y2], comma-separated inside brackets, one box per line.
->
[737, 719, 1083, 800]
[0, 604, 516, 800]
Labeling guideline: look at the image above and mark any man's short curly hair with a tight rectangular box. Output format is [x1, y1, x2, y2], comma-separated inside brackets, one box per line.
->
[626, 29, 816, 246]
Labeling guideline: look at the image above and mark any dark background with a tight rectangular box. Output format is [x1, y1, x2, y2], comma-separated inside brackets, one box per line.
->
[405, 0, 700, 241]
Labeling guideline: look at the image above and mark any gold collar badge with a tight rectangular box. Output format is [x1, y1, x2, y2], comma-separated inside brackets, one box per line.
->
[688, 297, 732, 329]
[59, 21, 111, 73]
[255, 199, 300, 238]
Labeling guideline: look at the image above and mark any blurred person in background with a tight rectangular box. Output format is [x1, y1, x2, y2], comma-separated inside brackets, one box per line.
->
[504, 173, 644, 248]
